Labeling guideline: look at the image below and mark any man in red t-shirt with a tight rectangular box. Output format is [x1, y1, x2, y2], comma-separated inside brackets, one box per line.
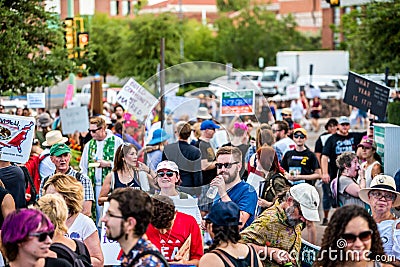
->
[146, 195, 203, 265]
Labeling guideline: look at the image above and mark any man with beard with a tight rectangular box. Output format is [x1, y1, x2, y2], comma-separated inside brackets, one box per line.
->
[209, 146, 257, 229]
[240, 184, 320, 267]
[101, 188, 168, 266]
[271, 120, 296, 161]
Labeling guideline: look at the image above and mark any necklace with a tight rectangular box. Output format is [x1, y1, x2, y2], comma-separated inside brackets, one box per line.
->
[158, 228, 173, 253]
[124, 167, 139, 186]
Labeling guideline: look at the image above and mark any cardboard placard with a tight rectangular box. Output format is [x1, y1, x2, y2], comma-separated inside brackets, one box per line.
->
[344, 72, 390, 118]
[27, 93, 46, 108]
[220, 90, 255, 116]
[100, 202, 122, 265]
[0, 114, 35, 163]
[59, 106, 89, 135]
[116, 78, 158, 122]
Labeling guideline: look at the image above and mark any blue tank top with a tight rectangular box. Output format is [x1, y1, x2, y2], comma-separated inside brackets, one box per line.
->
[114, 171, 141, 190]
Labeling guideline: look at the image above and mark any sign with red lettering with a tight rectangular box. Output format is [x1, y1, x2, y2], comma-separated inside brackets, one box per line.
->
[344, 72, 390, 118]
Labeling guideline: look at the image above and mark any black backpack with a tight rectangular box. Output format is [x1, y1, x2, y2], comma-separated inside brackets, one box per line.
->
[127, 249, 169, 267]
[50, 240, 92, 267]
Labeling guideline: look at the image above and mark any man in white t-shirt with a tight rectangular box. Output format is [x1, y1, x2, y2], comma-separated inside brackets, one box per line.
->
[272, 120, 296, 159]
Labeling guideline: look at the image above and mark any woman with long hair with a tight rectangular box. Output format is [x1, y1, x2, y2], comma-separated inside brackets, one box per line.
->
[357, 138, 382, 187]
[1, 209, 72, 267]
[98, 143, 154, 205]
[43, 173, 103, 267]
[314, 205, 385, 267]
[200, 201, 262, 267]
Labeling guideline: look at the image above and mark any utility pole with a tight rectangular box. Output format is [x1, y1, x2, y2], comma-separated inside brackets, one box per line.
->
[160, 38, 165, 128]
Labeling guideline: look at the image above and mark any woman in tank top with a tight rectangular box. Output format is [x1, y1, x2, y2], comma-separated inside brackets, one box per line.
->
[200, 201, 262, 267]
[98, 143, 155, 205]
[357, 138, 382, 187]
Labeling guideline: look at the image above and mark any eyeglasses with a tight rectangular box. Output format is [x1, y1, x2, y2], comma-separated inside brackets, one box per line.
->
[272, 129, 281, 133]
[281, 113, 290, 117]
[105, 211, 125, 219]
[215, 162, 239, 169]
[88, 127, 102, 133]
[341, 230, 373, 243]
[293, 134, 306, 139]
[29, 231, 54, 242]
[369, 191, 396, 201]
[157, 171, 175, 178]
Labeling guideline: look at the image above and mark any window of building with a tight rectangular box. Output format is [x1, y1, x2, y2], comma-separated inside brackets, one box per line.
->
[110, 0, 119, 16]
[122, 1, 132, 15]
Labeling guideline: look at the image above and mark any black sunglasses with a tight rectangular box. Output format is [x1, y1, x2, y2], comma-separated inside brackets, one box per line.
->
[157, 171, 175, 178]
[215, 162, 239, 169]
[293, 134, 306, 139]
[29, 231, 54, 242]
[341, 230, 373, 243]
[88, 127, 102, 133]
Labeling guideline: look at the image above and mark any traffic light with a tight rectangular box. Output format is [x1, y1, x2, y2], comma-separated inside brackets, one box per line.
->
[77, 32, 89, 58]
[64, 18, 75, 59]
[326, 0, 340, 6]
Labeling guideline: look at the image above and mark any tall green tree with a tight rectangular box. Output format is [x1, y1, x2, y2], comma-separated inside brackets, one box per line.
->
[341, 1, 400, 73]
[0, 0, 74, 93]
[115, 13, 181, 82]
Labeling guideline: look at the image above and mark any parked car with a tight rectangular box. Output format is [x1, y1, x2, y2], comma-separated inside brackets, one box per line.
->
[237, 71, 263, 92]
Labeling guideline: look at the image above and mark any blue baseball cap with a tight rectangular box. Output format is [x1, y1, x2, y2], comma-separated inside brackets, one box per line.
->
[200, 120, 220, 131]
[204, 201, 242, 226]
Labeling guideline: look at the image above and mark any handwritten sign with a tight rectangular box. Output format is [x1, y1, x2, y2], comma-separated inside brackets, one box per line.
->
[220, 90, 255, 116]
[116, 78, 158, 122]
[100, 202, 121, 265]
[0, 114, 35, 163]
[59, 106, 89, 135]
[27, 93, 46, 108]
[344, 72, 390, 118]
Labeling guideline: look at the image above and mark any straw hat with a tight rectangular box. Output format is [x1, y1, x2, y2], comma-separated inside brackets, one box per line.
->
[42, 130, 68, 147]
[359, 174, 400, 207]
[196, 107, 212, 120]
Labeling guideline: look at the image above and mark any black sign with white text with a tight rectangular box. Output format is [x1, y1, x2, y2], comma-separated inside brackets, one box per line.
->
[344, 72, 390, 118]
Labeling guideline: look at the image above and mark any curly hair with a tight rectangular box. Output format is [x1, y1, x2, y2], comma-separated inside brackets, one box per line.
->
[208, 224, 241, 251]
[151, 195, 176, 230]
[43, 173, 83, 215]
[314, 205, 384, 267]
[336, 151, 357, 171]
[113, 143, 138, 172]
[37, 194, 68, 234]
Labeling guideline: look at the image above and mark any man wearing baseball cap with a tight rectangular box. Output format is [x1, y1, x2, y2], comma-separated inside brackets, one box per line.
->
[320, 115, 366, 225]
[241, 183, 320, 266]
[39, 143, 94, 216]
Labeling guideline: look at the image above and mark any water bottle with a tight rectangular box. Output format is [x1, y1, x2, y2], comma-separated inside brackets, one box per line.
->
[206, 186, 218, 199]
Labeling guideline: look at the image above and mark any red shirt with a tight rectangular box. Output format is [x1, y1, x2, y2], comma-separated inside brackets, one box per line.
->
[146, 212, 203, 261]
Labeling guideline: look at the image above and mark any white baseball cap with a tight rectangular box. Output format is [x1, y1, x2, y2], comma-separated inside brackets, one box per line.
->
[156, 160, 179, 173]
[290, 183, 320, 222]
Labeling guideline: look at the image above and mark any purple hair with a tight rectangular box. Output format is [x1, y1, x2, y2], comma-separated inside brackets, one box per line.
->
[2, 209, 54, 244]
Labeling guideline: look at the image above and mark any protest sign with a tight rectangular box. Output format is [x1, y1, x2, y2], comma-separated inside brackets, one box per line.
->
[165, 96, 200, 121]
[301, 239, 320, 267]
[27, 93, 46, 108]
[59, 106, 89, 135]
[0, 114, 35, 163]
[220, 90, 255, 116]
[100, 202, 121, 266]
[116, 78, 158, 122]
[344, 72, 390, 118]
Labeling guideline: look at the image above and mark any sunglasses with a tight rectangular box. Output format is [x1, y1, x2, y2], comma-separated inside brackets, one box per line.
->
[293, 134, 306, 139]
[341, 230, 373, 243]
[340, 123, 350, 126]
[88, 127, 102, 133]
[272, 129, 282, 133]
[360, 146, 372, 150]
[29, 231, 54, 242]
[281, 113, 290, 117]
[157, 171, 175, 178]
[215, 162, 239, 169]
[369, 191, 396, 201]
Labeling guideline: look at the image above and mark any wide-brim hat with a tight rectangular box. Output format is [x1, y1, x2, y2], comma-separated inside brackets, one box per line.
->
[37, 113, 53, 128]
[359, 174, 400, 207]
[197, 107, 212, 120]
[42, 130, 68, 147]
[148, 128, 170, 145]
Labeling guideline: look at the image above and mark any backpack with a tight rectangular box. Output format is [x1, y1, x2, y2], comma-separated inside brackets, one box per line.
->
[128, 249, 169, 267]
[50, 239, 92, 267]
[19, 165, 37, 207]
[260, 172, 291, 202]
[25, 153, 49, 192]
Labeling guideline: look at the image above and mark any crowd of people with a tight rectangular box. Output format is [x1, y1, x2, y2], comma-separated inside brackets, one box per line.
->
[0, 96, 399, 267]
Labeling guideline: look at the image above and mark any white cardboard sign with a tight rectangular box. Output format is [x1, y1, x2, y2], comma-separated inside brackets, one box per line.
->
[116, 78, 158, 122]
[0, 114, 35, 163]
[27, 93, 46, 108]
[59, 106, 89, 135]
[100, 202, 122, 266]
